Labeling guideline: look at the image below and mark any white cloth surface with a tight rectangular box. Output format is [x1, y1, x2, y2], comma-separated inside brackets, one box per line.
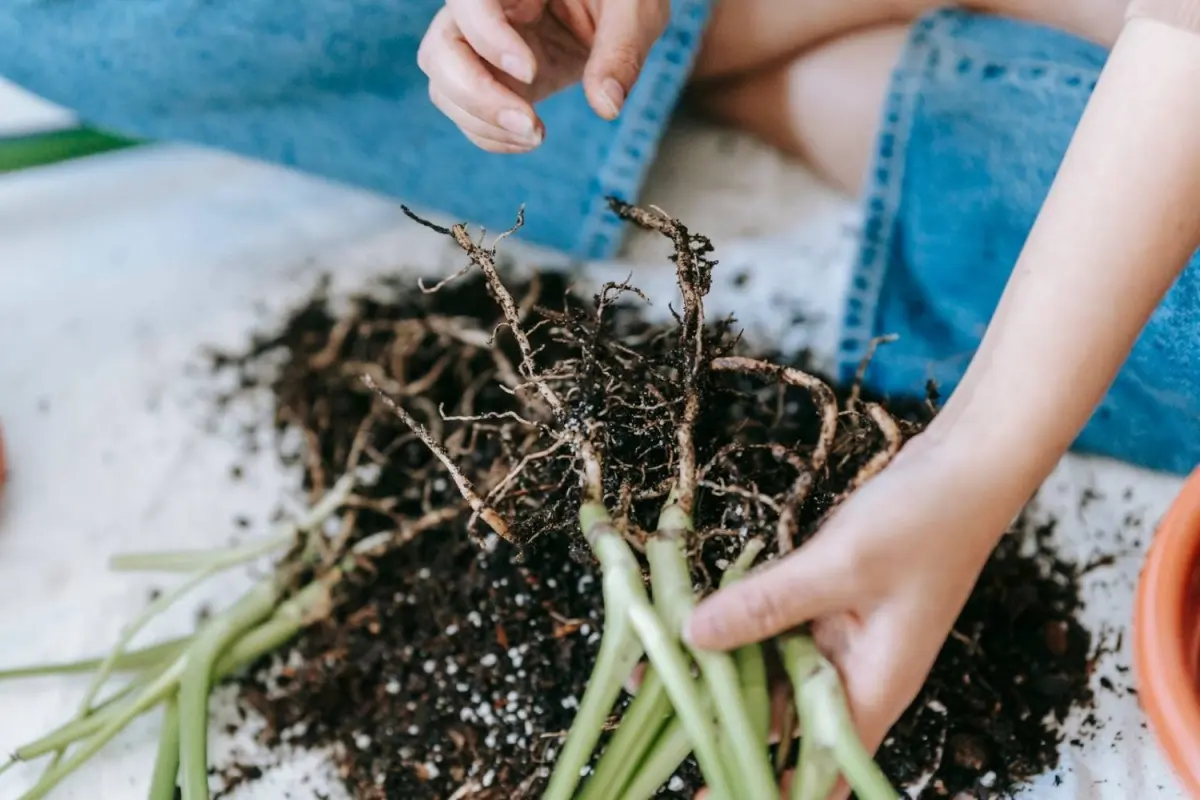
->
[0, 81, 1188, 799]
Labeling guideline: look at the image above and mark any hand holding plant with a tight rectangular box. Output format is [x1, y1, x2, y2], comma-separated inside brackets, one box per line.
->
[690, 433, 1015, 798]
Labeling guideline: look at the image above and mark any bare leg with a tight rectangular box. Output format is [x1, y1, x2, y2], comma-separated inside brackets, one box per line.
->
[694, 26, 907, 195]
[694, 0, 1126, 81]
[688, 0, 1129, 195]
[692, 0, 932, 79]
[1002, 0, 1128, 47]
[687, 0, 939, 194]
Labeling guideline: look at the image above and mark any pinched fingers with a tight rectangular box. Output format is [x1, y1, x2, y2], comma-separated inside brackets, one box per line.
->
[419, 8, 544, 150]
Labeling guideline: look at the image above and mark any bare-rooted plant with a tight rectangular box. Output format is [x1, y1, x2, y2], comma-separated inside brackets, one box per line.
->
[0, 200, 904, 800]
[370, 200, 901, 800]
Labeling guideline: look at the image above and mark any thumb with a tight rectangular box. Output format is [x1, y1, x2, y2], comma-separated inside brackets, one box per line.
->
[582, 0, 670, 119]
[685, 536, 856, 651]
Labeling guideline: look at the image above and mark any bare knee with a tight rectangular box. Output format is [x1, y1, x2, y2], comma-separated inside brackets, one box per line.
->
[692, 25, 909, 196]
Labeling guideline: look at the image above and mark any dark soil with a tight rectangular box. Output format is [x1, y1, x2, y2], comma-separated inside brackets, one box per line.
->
[211, 220, 1094, 798]
[876, 516, 1094, 797]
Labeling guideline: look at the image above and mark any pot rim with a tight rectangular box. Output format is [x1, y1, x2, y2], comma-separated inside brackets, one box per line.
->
[1134, 467, 1200, 797]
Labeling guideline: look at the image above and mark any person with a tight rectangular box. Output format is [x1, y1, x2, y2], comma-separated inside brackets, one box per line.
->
[418, 0, 1200, 795]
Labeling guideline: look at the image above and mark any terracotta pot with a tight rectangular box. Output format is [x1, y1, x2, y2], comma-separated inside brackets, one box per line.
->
[1135, 467, 1200, 797]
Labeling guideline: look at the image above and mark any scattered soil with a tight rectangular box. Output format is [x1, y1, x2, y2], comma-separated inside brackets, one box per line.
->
[877, 517, 1094, 797]
[212, 213, 1095, 799]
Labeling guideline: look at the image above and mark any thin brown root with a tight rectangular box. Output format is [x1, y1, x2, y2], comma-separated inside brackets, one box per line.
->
[405, 205, 564, 417]
[518, 272, 542, 321]
[848, 334, 899, 411]
[344, 411, 380, 477]
[404, 353, 454, 397]
[438, 405, 544, 430]
[353, 505, 466, 557]
[841, 402, 903, 495]
[610, 198, 713, 513]
[775, 472, 815, 556]
[325, 507, 360, 566]
[419, 263, 473, 294]
[308, 310, 358, 370]
[596, 278, 651, 320]
[350, 362, 406, 396]
[710, 357, 838, 476]
[698, 480, 781, 513]
[454, 214, 565, 417]
[711, 356, 838, 553]
[491, 205, 526, 248]
[484, 439, 567, 507]
[299, 422, 328, 502]
[361, 373, 513, 542]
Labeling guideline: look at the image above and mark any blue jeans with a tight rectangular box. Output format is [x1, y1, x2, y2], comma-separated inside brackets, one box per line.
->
[0, 0, 709, 260]
[1, 5, 1195, 473]
[837, 10, 1200, 475]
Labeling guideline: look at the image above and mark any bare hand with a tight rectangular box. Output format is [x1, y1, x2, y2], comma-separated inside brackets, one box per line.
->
[687, 434, 1015, 798]
[417, 0, 670, 152]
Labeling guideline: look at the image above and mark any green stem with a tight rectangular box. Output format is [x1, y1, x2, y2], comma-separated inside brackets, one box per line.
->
[571, 503, 729, 796]
[779, 635, 895, 800]
[16, 659, 176, 761]
[543, 612, 640, 800]
[0, 127, 140, 174]
[724, 540, 765, 579]
[18, 658, 186, 800]
[111, 474, 355, 573]
[625, 600, 732, 800]
[807, 668, 895, 800]
[736, 647, 771, 750]
[791, 723, 838, 800]
[214, 579, 331, 677]
[78, 568, 220, 719]
[720, 541, 771, 745]
[179, 580, 281, 800]
[17, 714, 110, 762]
[12, 575, 330, 786]
[779, 635, 838, 800]
[543, 506, 645, 800]
[109, 535, 293, 573]
[43, 618, 187, 777]
[0, 637, 189, 681]
[580, 502, 733, 799]
[149, 696, 181, 800]
[619, 717, 690, 800]
[648, 509, 778, 800]
[577, 668, 671, 800]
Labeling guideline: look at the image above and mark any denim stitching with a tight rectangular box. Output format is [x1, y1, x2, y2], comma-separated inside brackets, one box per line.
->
[932, 48, 1099, 90]
[578, 0, 713, 258]
[836, 11, 943, 383]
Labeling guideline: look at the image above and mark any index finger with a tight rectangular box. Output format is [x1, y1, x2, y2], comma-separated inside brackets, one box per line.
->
[446, 0, 537, 84]
[685, 535, 857, 651]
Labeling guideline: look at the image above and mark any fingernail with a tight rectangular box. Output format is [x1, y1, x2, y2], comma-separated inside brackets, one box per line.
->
[600, 78, 625, 118]
[501, 54, 534, 84]
[498, 109, 536, 139]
